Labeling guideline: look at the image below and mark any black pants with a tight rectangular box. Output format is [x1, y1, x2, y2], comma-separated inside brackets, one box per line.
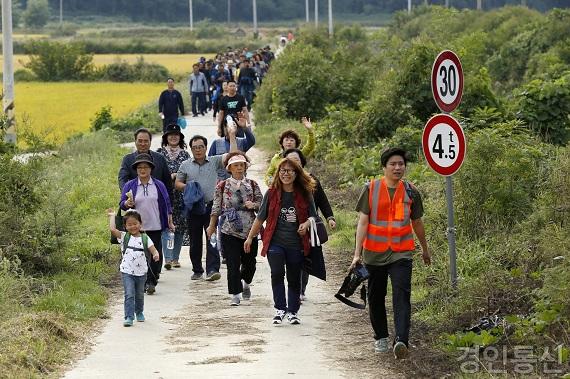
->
[301, 269, 309, 295]
[367, 259, 412, 346]
[145, 230, 163, 287]
[188, 203, 220, 275]
[162, 116, 177, 132]
[221, 233, 257, 295]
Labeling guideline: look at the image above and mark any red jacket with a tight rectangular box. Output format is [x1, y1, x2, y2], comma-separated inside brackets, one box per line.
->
[261, 188, 311, 257]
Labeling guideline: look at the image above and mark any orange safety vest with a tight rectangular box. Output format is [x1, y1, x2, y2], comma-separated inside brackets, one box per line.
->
[362, 178, 415, 253]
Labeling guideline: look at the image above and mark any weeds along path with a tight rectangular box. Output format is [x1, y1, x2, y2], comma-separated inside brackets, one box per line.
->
[64, 112, 349, 378]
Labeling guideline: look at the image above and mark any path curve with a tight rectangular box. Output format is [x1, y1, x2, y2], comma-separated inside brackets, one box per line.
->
[64, 112, 346, 378]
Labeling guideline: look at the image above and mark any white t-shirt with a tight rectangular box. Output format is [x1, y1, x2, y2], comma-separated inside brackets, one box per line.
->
[118, 232, 155, 276]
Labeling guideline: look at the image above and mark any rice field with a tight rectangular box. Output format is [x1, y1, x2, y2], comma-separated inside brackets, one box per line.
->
[14, 82, 165, 145]
[1, 54, 211, 75]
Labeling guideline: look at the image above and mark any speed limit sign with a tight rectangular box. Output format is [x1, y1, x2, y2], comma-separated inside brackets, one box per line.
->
[422, 114, 466, 176]
[431, 50, 463, 113]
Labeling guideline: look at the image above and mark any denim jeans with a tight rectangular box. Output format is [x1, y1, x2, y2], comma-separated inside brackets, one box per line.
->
[239, 84, 254, 111]
[191, 92, 207, 115]
[266, 244, 303, 314]
[188, 202, 220, 275]
[122, 272, 146, 319]
[366, 259, 413, 346]
[162, 229, 184, 263]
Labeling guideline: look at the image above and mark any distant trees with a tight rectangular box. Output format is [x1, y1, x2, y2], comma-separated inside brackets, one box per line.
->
[23, 0, 50, 29]
[34, 0, 566, 23]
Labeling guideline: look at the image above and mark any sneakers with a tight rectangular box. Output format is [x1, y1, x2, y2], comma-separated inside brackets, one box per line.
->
[164, 261, 172, 270]
[123, 317, 134, 327]
[287, 312, 301, 325]
[393, 341, 409, 359]
[136, 313, 145, 322]
[272, 310, 286, 325]
[191, 272, 203, 280]
[230, 294, 241, 306]
[173, 260, 181, 268]
[374, 338, 389, 353]
[242, 285, 251, 300]
[146, 285, 156, 295]
[205, 272, 221, 281]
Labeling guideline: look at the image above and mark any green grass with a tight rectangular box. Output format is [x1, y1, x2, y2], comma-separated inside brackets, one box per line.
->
[34, 274, 108, 321]
[0, 130, 126, 377]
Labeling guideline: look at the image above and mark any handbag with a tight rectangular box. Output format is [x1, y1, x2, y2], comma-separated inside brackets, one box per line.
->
[177, 117, 187, 129]
[304, 245, 326, 281]
[308, 216, 328, 246]
[304, 216, 327, 280]
[110, 208, 125, 244]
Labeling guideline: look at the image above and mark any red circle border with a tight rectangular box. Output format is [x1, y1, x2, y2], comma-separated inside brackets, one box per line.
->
[422, 114, 466, 176]
[431, 50, 464, 113]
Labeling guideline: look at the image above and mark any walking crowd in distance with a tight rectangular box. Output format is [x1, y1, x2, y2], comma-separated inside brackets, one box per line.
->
[107, 43, 432, 361]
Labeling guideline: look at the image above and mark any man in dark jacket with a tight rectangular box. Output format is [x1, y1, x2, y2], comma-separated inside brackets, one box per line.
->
[118, 128, 173, 194]
[158, 78, 185, 132]
[237, 59, 257, 111]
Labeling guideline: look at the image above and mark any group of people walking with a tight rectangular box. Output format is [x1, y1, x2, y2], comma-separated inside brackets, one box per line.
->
[158, 46, 274, 130]
[108, 48, 432, 361]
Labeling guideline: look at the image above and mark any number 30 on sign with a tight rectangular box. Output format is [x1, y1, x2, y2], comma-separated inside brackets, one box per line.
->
[431, 50, 463, 113]
[422, 114, 466, 176]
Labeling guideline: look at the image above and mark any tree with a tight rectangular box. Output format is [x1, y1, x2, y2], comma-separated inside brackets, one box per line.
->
[23, 0, 49, 29]
[0, 1, 23, 29]
[23, 41, 94, 81]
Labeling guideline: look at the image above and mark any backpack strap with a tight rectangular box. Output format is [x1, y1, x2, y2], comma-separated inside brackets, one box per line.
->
[141, 232, 150, 261]
[403, 180, 415, 203]
[122, 232, 131, 256]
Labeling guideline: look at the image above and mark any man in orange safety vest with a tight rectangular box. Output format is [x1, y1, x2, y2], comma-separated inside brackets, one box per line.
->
[350, 147, 431, 360]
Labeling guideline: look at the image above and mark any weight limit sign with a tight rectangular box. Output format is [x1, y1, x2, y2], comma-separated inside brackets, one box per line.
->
[422, 114, 466, 176]
[431, 50, 463, 113]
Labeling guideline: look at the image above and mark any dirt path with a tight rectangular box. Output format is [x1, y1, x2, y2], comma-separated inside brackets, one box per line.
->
[64, 113, 353, 378]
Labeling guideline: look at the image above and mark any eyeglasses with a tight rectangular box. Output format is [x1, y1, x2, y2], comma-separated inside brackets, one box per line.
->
[191, 145, 205, 150]
[279, 169, 296, 175]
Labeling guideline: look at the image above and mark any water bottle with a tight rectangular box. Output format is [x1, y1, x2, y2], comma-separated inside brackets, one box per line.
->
[209, 233, 217, 248]
[167, 231, 175, 250]
[226, 115, 235, 129]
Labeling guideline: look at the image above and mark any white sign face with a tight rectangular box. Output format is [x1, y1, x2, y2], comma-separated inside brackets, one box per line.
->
[435, 59, 460, 106]
[427, 122, 459, 168]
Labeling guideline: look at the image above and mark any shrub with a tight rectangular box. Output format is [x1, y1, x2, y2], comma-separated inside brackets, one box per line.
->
[23, 41, 94, 81]
[254, 43, 334, 122]
[49, 22, 80, 37]
[90, 106, 113, 131]
[13, 69, 36, 82]
[23, 0, 49, 29]
[454, 123, 551, 239]
[515, 72, 570, 145]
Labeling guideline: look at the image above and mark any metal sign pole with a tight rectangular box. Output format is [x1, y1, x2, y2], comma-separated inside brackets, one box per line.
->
[2, 0, 16, 145]
[445, 175, 458, 288]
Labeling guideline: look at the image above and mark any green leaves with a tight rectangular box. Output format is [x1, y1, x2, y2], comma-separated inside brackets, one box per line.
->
[515, 72, 570, 145]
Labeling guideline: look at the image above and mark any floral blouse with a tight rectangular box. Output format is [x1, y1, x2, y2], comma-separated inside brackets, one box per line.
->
[156, 147, 191, 228]
[211, 177, 263, 240]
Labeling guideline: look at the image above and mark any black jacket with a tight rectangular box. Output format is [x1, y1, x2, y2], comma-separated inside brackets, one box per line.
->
[312, 174, 334, 220]
[158, 89, 184, 118]
[118, 150, 173, 194]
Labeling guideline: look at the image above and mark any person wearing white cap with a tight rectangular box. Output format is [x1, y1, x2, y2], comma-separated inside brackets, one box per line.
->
[206, 152, 263, 306]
